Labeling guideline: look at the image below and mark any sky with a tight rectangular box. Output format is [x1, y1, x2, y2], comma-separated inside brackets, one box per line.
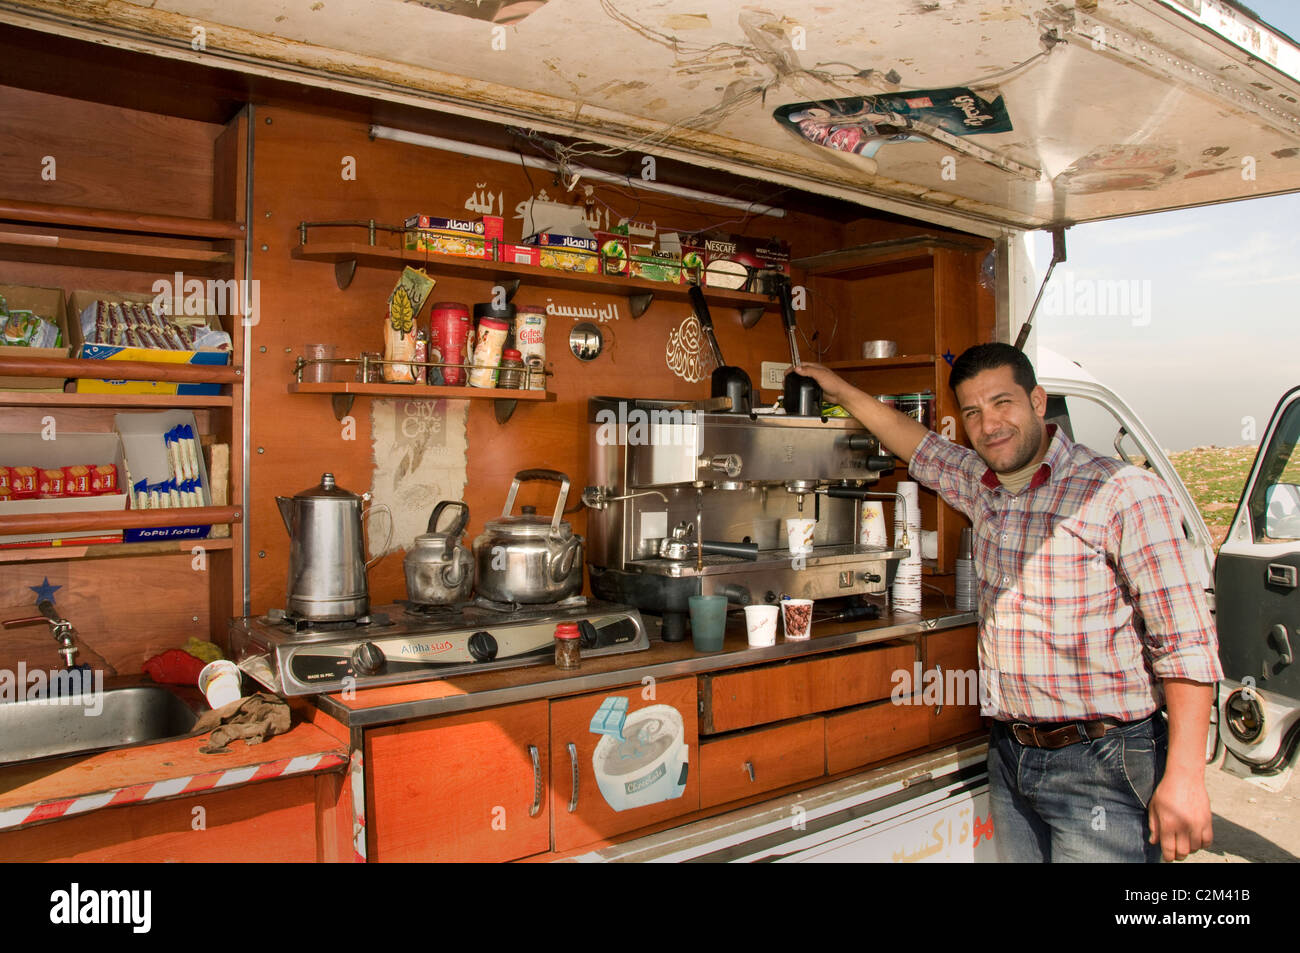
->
[1031, 0, 1299, 451]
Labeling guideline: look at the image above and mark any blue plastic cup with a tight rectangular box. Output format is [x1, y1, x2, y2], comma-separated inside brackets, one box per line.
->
[688, 595, 729, 653]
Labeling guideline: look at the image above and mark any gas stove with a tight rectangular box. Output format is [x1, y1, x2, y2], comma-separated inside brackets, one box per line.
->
[229, 599, 648, 696]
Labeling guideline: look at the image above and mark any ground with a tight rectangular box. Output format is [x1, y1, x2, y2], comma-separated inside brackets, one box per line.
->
[1186, 754, 1299, 863]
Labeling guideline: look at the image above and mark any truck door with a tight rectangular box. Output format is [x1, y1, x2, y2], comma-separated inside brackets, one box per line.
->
[1215, 386, 1300, 774]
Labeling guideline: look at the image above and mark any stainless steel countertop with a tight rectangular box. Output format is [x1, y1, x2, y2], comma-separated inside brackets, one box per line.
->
[316, 606, 976, 729]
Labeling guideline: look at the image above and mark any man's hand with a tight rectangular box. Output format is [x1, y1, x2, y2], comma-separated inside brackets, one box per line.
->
[1148, 770, 1213, 862]
[1149, 679, 1216, 861]
[790, 362, 930, 463]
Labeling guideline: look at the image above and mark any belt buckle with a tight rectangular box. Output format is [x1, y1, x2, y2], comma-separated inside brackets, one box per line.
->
[1010, 722, 1036, 746]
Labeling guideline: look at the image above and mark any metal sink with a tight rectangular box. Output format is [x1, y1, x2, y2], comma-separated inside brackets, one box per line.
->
[0, 683, 201, 767]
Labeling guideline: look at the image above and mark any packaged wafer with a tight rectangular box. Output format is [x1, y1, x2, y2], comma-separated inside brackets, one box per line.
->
[38, 468, 66, 498]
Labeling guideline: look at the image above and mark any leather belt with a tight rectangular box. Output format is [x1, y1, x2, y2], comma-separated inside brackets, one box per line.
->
[999, 718, 1123, 750]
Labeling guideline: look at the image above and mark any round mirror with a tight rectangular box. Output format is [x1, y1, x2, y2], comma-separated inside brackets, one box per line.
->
[569, 322, 604, 361]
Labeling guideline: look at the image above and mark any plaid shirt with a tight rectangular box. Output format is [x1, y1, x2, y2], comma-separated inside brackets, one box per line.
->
[909, 425, 1222, 722]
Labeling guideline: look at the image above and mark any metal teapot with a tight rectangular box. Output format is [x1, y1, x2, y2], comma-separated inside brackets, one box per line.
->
[276, 473, 389, 621]
[404, 501, 475, 606]
[473, 469, 584, 605]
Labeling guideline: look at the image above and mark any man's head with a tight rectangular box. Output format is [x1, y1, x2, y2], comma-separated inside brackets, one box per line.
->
[949, 343, 1049, 473]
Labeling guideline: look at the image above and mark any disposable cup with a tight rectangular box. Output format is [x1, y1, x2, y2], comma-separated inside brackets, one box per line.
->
[302, 343, 335, 382]
[859, 502, 887, 547]
[198, 660, 242, 709]
[785, 518, 815, 555]
[782, 599, 814, 641]
[688, 595, 729, 653]
[743, 604, 779, 647]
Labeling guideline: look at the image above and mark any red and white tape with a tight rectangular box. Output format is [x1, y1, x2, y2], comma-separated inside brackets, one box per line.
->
[0, 751, 347, 832]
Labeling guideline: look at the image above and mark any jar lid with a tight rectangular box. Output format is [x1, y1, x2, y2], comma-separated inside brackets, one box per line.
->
[477, 317, 510, 330]
[431, 301, 470, 312]
[503, 348, 522, 360]
[516, 305, 546, 315]
[474, 301, 516, 320]
[554, 622, 580, 639]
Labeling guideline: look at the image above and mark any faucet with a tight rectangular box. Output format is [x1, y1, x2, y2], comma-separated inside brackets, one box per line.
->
[2, 600, 80, 667]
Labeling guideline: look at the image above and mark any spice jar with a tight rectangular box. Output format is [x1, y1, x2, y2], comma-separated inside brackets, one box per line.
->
[498, 348, 525, 390]
[554, 621, 581, 670]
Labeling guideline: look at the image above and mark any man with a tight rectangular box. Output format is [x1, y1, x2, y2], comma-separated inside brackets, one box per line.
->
[794, 343, 1221, 863]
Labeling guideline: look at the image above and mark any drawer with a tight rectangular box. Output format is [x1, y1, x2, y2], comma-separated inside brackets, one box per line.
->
[701, 642, 916, 734]
[924, 624, 978, 671]
[924, 625, 985, 746]
[700, 717, 825, 809]
[826, 699, 931, 775]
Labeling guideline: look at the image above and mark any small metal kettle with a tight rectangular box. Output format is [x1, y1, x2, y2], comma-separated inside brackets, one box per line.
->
[276, 473, 388, 621]
[404, 501, 475, 606]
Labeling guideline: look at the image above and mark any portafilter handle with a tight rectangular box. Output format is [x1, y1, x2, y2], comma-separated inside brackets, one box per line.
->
[777, 278, 802, 367]
[689, 285, 725, 367]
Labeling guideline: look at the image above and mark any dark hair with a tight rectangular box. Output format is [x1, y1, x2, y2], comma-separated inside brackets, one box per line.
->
[948, 343, 1037, 396]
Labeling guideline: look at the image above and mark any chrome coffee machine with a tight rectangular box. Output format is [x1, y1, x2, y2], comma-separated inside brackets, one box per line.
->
[583, 396, 911, 640]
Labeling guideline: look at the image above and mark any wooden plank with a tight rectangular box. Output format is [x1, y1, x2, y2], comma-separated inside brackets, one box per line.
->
[0, 721, 347, 814]
[826, 698, 932, 775]
[0, 230, 233, 272]
[703, 643, 916, 734]
[0, 776, 319, 862]
[0, 506, 240, 535]
[0, 391, 232, 408]
[699, 716, 825, 809]
[288, 381, 553, 401]
[0, 199, 243, 240]
[366, 700, 550, 863]
[0, 354, 238, 385]
[0, 537, 233, 565]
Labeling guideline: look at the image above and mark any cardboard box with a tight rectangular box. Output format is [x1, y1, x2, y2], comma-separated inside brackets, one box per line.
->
[495, 241, 541, 266]
[403, 214, 503, 260]
[67, 290, 231, 396]
[0, 283, 71, 391]
[525, 233, 600, 274]
[630, 250, 682, 283]
[114, 410, 212, 542]
[594, 231, 631, 276]
[0, 432, 127, 547]
[701, 235, 791, 290]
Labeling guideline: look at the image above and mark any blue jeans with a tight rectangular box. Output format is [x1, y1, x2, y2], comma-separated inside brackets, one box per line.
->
[986, 714, 1167, 863]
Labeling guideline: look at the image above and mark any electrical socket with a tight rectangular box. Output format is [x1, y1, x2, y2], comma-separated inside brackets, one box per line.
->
[761, 361, 792, 391]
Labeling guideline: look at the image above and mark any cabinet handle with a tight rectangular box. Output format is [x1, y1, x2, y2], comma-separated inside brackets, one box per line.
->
[528, 745, 541, 818]
[743, 760, 755, 783]
[568, 742, 579, 813]
[934, 664, 943, 716]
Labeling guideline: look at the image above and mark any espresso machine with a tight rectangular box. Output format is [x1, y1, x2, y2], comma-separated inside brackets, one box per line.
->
[582, 396, 912, 640]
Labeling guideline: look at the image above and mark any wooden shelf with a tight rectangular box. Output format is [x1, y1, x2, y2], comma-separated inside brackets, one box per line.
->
[0, 199, 245, 240]
[795, 235, 985, 279]
[290, 380, 556, 423]
[824, 355, 940, 371]
[0, 230, 234, 275]
[290, 241, 777, 322]
[0, 354, 238, 386]
[0, 506, 241, 536]
[0, 537, 233, 564]
[0, 391, 232, 408]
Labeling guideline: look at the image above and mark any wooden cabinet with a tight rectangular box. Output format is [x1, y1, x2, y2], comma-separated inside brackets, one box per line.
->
[825, 700, 933, 775]
[925, 624, 986, 745]
[0, 86, 248, 668]
[700, 642, 915, 733]
[365, 700, 550, 863]
[700, 717, 825, 809]
[795, 236, 994, 574]
[550, 676, 699, 853]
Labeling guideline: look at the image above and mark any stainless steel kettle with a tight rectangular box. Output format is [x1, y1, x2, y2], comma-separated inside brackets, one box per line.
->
[276, 473, 389, 621]
[472, 469, 584, 604]
[404, 501, 474, 606]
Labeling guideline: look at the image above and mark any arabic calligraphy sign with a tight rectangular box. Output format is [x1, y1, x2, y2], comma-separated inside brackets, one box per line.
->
[665, 313, 717, 383]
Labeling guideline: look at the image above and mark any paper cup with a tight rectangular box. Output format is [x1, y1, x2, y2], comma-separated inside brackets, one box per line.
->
[743, 604, 779, 647]
[859, 501, 887, 547]
[785, 518, 815, 555]
[781, 599, 814, 641]
[198, 660, 242, 709]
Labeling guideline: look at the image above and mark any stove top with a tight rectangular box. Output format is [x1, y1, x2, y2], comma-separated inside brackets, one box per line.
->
[230, 598, 648, 696]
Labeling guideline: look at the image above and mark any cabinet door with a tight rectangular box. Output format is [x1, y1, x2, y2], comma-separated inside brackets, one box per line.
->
[366, 700, 550, 863]
[550, 677, 699, 853]
[925, 626, 986, 744]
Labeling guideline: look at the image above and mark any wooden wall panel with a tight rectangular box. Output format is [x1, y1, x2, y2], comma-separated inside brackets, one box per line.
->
[246, 103, 849, 610]
[0, 86, 220, 218]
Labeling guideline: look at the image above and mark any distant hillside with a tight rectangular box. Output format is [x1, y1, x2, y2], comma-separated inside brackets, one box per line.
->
[1166, 446, 1257, 551]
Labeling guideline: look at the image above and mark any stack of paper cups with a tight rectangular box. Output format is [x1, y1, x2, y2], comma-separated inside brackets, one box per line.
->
[859, 501, 887, 547]
[955, 526, 976, 611]
[892, 481, 923, 613]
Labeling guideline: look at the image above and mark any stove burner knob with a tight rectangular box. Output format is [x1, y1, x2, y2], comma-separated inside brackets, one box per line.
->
[468, 631, 498, 662]
[578, 620, 600, 649]
[351, 641, 385, 676]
